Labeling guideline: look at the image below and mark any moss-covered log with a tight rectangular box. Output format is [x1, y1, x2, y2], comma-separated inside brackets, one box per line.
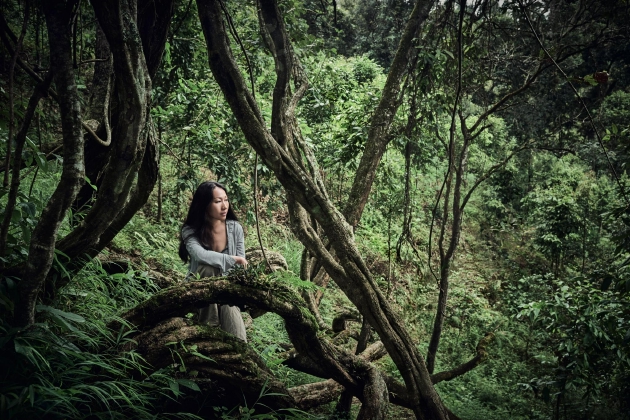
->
[117, 270, 489, 417]
[124, 317, 296, 414]
[118, 269, 389, 418]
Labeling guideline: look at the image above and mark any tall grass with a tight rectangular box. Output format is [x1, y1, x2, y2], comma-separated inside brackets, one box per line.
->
[0, 258, 200, 420]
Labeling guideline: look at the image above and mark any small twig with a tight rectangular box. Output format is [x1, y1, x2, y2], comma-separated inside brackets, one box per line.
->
[157, 137, 184, 164]
[78, 58, 109, 65]
[28, 166, 39, 198]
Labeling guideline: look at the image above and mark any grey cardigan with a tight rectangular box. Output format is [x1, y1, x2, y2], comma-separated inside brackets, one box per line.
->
[182, 220, 245, 278]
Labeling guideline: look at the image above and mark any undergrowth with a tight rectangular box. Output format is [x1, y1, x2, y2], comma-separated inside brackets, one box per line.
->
[0, 258, 203, 419]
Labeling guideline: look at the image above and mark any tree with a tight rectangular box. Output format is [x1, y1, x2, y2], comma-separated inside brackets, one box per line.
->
[0, 0, 173, 325]
[4, 0, 628, 418]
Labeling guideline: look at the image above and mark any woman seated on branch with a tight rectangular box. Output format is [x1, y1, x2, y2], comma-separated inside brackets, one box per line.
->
[179, 181, 248, 342]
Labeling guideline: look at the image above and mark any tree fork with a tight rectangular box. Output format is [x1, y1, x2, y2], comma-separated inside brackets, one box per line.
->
[196, 0, 451, 417]
[48, 0, 172, 279]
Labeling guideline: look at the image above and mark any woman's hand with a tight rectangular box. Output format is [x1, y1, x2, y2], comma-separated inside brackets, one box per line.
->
[233, 256, 248, 268]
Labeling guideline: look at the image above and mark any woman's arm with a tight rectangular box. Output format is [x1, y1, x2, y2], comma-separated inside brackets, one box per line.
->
[231, 222, 247, 267]
[183, 228, 236, 272]
[235, 222, 246, 258]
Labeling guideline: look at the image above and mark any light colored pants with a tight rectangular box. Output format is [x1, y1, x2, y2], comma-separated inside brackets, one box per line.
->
[196, 264, 247, 342]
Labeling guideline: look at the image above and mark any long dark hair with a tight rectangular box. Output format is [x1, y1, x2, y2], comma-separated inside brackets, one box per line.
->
[179, 181, 238, 262]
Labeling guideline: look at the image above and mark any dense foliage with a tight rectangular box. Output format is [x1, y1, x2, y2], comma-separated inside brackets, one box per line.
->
[1, 0, 630, 419]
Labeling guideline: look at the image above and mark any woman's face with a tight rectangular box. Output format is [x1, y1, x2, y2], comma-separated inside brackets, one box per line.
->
[206, 187, 229, 222]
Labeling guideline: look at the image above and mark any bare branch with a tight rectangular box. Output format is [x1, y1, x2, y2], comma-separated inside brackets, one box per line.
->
[516, 0, 629, 205]
[460, 142, 532, 212]
[3, 3, 30, 187]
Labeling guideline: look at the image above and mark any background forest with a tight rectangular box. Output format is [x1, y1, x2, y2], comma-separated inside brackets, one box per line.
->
[1, 0, 630, 419]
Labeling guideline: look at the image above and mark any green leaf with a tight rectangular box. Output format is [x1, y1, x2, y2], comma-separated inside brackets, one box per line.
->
[49, 312, 79, 332]
[583, 74, 598, 86]
[169, 380, 180, 395]
[25, 137, 48, 172]
[84, 176, 97, 191]
[190, 350, 214, 362]
[36, 305, 86, 323]
[176, 379, 200, 392]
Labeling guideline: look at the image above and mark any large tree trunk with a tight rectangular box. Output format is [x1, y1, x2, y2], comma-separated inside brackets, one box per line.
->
[195, 0, 450, 418]
[119, 266, 486, 417]
[52, 0, 173, 284]
[126, 317, 297, 415]
[13, 0, 173, 323]
[54, 0, 151, 257]
[73, 0, 172, 216]
[120, 270, 393, 417]
[15, 0, 85, 327]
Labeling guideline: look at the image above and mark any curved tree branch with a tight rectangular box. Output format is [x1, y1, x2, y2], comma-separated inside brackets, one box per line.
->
[0, 73, 53, 260]
[120, 270, 391, 417]
[430, 332, 494, 384]
[196, 0, 450, 417]
[15, 0, 85, 326]
[126, 317, 297, 413]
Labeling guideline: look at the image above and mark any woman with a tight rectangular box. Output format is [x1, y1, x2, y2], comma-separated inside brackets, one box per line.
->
[179, 181, 248, 342]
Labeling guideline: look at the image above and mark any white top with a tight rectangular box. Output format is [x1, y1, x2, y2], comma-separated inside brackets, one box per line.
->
[181, 219, 245, 278]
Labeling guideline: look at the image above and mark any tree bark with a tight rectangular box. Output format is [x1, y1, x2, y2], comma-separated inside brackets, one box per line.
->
[52, 0, 157, 276]
[0, 73, 53, 260]
[16, 0, 85, 326]
[344, 0, 434, 229]
[426, 0, 466, 374]
[336, 318, 373, 416]
[121, 270, 390, 416]
[73, 21, 113, 215]
[126, 317, 296, 414]
[196, 0, 450, 418]
[138, 0, 175, 80]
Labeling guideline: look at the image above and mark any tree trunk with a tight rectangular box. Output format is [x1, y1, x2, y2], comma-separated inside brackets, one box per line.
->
[0, 74, 52, 260]
[51, 0, 171, 283]
[196, 0, 450, 418]
[120, 270, 391, 416]
[16, 0, 85, 326]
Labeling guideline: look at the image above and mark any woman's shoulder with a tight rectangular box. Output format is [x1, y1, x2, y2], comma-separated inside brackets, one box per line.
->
[181, 224, 196, 238]
[227, 219, 243, 230]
